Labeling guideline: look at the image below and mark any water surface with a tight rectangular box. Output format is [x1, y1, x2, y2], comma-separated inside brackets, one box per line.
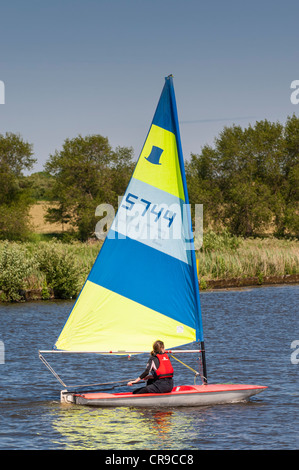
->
[0, 285, 298, 450]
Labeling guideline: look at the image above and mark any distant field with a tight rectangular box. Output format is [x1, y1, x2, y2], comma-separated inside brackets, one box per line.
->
[29, 201, 72, 233]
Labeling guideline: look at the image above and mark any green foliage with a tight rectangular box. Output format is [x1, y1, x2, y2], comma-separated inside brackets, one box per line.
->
[201, 229, 242, 252]
[1, 117, 298, 243]
[45, 135, 134, 241]
[0, 238, 297, 302]
[0, 132, 35, 204]
[186, 147, 224, 229]
[0, 132, 36, 241]
[22, 171, 54, 201]
[41, 279, 51, 300]
[34, 241, 83, 299]
[0, 202, 32, 241]
[197, 237, 299, 281]
[0, 242, 36, 301]
[0, 240, 98, 301]
[186, 116, 299, 237]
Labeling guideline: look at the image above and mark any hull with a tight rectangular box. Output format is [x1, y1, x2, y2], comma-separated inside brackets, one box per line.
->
[61, 383, 267, 407]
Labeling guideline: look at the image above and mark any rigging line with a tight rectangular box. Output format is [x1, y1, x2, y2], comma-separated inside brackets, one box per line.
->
[38, 352, 67, 388]
[66, 381, 147, 394]
[67, 379, 139, 389]
[39, 352, 138, 391]
[170, 354, 200, 376]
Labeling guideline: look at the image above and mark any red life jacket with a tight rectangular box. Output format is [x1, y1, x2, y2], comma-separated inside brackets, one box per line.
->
[155, 353, 174, 379]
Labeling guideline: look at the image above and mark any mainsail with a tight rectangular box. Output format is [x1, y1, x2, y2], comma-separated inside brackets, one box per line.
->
[53, 76, 204, 354]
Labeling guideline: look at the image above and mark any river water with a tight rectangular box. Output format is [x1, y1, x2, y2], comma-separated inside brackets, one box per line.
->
[0, 285, 298, 450]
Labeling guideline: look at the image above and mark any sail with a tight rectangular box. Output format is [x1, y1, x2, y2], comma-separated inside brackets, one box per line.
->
[53, 76, 204, 353]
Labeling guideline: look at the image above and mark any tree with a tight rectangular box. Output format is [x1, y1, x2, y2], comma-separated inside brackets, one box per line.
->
[23, 171, 55, 201]
[0, 132, 36, 240]
[45, 134, 134, 240]
[186, 146, 223, 230]
[280, 115, 299, 235]
[216, 121, 284, 236]
[187, 117, 298, 237]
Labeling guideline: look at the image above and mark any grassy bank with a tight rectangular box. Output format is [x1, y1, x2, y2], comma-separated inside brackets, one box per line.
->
[197, 237, 299, 288]
[0, 236, 298, 301]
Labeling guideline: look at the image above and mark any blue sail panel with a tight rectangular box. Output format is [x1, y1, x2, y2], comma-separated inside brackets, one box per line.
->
[88, 231, 197, 331]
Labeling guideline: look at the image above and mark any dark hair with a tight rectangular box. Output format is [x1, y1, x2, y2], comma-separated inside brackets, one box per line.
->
[151, 340, 164, 356]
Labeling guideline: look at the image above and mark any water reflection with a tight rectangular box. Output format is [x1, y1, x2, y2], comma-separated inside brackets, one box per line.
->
[50, 405, 180, 450]
[50, 401, 253, 450]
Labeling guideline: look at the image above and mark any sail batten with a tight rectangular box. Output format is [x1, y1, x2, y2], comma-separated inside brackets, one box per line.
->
[53, 76, 204, 353]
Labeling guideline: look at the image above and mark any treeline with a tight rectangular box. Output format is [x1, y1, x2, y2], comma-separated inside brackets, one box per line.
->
[186, 115, 299, 237]
[0, 133, 134, 241]
[0, 115, 298, 242]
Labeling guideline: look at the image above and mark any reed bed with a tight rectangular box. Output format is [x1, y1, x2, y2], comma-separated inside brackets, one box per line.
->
[197, 238, 299, 283]
[0, 237, 298, 301]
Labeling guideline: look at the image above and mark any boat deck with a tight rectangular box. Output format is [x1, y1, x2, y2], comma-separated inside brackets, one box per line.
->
[76, 383, 267, 400]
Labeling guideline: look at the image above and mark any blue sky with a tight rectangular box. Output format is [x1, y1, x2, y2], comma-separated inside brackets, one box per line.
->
[0, 0, 299, 173]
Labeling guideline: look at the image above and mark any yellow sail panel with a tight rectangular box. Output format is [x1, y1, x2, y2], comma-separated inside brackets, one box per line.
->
[133, 124, 185, 201]
[54, 280, 196, 352]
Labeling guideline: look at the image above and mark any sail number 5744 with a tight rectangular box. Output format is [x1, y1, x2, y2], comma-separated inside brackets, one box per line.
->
[122, 192, 177, 228]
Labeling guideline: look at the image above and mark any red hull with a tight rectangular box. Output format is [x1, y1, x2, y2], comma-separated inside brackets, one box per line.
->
[61, 383, 268, 407]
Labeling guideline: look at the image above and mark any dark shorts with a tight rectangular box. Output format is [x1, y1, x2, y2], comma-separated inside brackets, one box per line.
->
[132, 378, 173, 394]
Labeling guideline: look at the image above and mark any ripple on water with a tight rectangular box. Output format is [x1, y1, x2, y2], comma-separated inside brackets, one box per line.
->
[0, 286, 298, 449]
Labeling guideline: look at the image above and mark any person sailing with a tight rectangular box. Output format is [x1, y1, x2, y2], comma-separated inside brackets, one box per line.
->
[127, 340, 174, 394]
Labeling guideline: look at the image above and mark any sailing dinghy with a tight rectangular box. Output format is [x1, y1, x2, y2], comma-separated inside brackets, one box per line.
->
[39, 76, 267, 407]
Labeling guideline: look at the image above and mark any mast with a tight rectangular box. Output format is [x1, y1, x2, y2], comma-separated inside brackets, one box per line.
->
[167, 75, 208, 383]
